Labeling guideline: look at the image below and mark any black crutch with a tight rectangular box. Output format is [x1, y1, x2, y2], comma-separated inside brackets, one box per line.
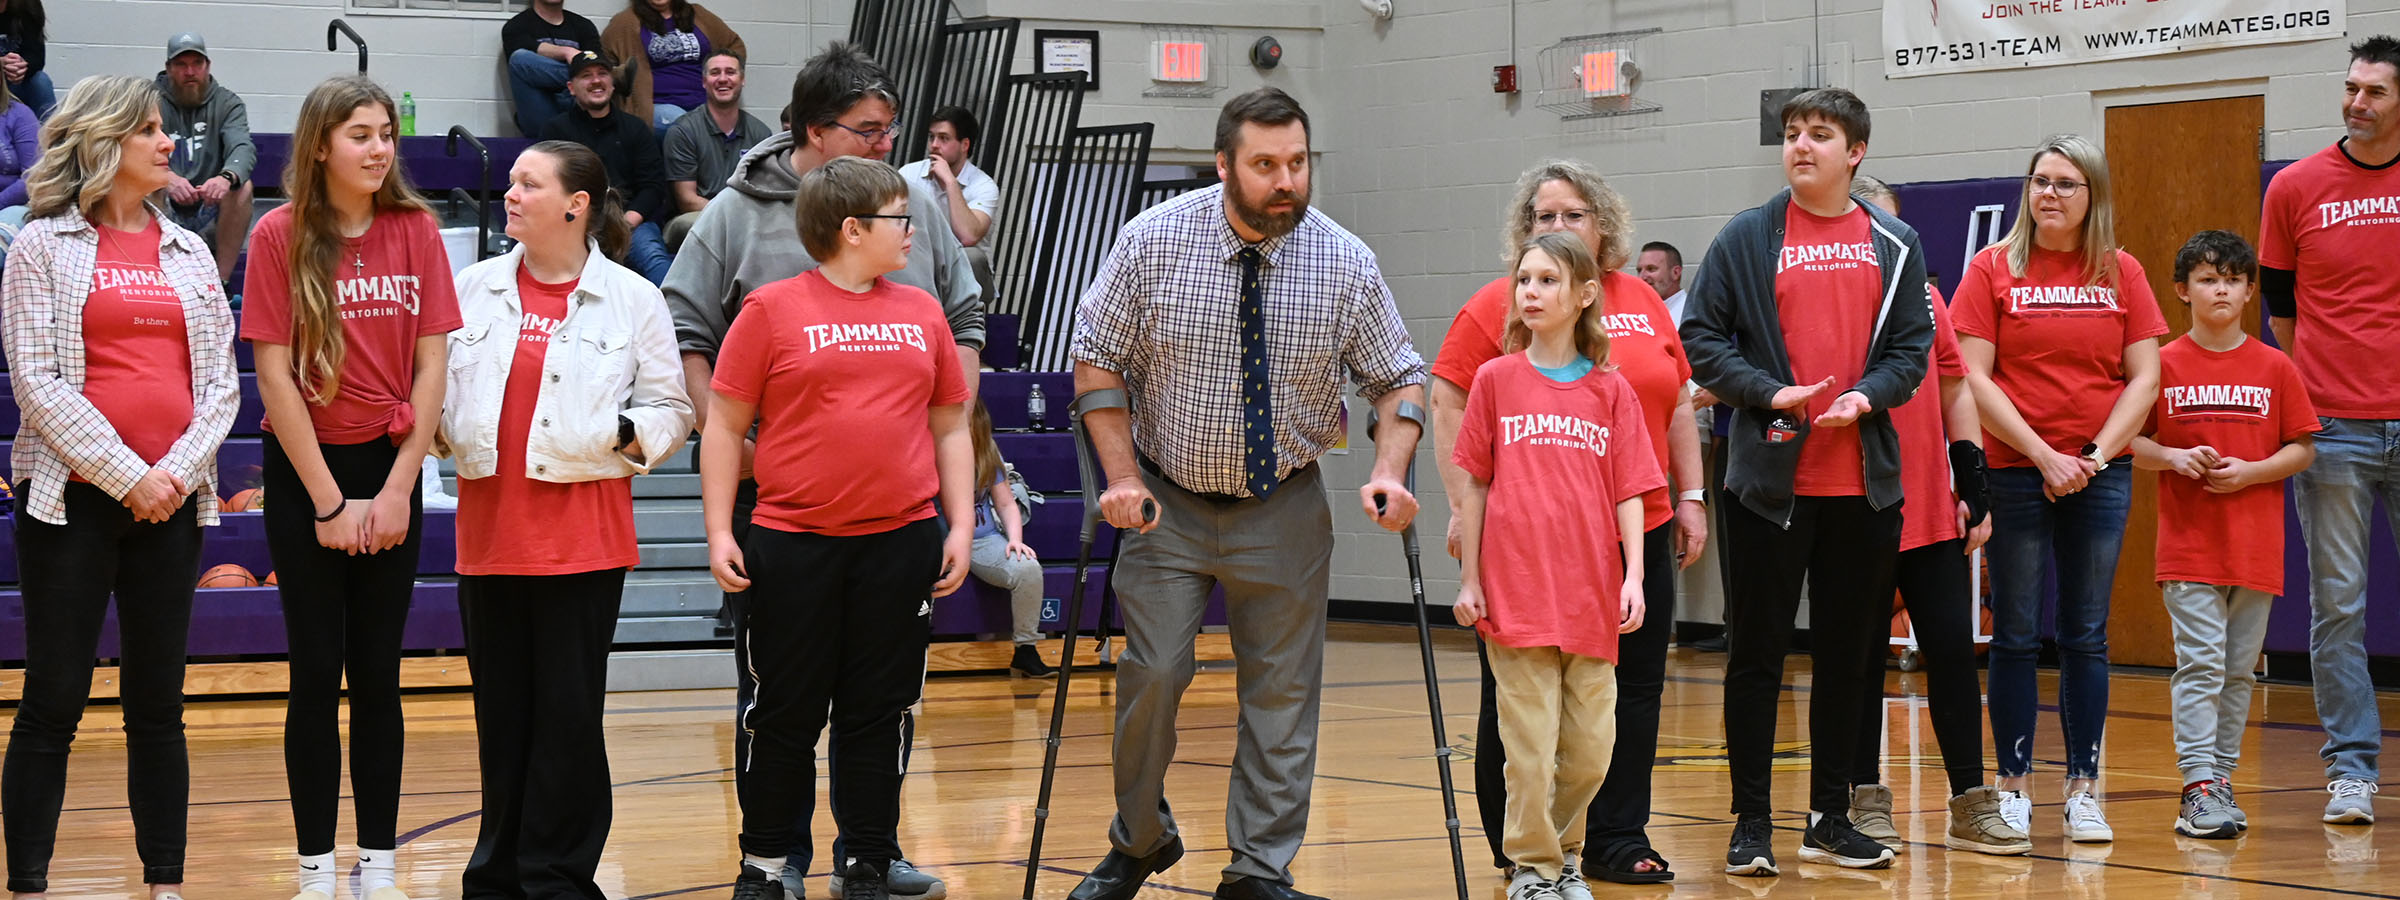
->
[1369, 410, 1472, 900]
[1024, 389, 1153, 900]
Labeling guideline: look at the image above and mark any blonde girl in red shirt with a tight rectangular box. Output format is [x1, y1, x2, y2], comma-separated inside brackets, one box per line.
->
[1452, 231, 1663, 900]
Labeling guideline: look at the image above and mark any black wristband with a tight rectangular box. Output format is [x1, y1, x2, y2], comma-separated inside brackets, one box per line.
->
[314, 500, 344, 522]
[1949, 440, 1990, 529]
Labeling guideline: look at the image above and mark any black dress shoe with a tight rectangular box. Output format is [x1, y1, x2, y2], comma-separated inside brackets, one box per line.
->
[1212, 878, 1328, 900]
[1066, 836, 1184, 900]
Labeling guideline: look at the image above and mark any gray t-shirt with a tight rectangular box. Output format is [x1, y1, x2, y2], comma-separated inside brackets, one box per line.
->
[662, 107, 774, 200]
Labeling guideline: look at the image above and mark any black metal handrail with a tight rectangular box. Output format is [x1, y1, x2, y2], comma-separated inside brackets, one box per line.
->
[327, 19, 367, 73]
[446, 125, 494, 260]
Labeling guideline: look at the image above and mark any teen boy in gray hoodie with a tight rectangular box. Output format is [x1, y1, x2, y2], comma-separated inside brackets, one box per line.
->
[1678, 87, 1933, 879]
[659, 40, 975, 900]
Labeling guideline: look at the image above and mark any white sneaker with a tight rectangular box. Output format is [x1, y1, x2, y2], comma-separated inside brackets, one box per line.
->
[2325, 778, 2380, 824]
[1506, 867, 1565, 900]
[1998, 789, 2033, 837]
[1557, 853, 1597, 900]
[2063, 791, 2114, 843]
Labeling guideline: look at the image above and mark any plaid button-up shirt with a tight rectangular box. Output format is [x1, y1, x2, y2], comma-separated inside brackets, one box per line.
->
[3, 205, 241, 525]
[1071, 184, 1426, 497]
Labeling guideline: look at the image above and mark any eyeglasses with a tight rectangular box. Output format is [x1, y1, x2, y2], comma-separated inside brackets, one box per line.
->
[2026, 175, 2087, 198]
[854, 213, 915, 232]
[1534, 208, 1595, 227]
[831, 121, 896, 143]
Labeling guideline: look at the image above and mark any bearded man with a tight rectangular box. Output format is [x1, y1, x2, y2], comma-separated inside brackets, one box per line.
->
[155, 32, 255, 283]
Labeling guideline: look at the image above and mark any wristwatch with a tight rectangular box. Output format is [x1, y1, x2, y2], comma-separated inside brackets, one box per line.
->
[218, 170, 243, 189]
[2080, 442, 2109, 472]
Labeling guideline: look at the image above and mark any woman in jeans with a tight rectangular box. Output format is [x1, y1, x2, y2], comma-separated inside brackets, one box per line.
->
[441, 140, 692, 899]
[1953, 133, 2164, 844]
[0, 73, 240, 899]
[241, 74, 461, 900]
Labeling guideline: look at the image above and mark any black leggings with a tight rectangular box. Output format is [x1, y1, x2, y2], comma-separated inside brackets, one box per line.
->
[1853, 539, 1985, 796]
[264, 437, 422, 855]
[3, 484, 202, 892]
[1476, 521, 1676, 869]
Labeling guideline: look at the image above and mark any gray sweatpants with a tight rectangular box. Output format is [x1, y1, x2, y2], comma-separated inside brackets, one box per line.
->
[1106, 462, 1333, 887]
[969, 532, 1044, 645]
[2161, 580, 2274, 783]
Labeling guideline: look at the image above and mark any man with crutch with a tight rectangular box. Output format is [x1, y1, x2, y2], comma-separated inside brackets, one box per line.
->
[1059, 86, 1428, 900]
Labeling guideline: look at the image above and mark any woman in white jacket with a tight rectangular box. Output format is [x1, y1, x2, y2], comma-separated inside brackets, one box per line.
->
[440, 139, 692, 899]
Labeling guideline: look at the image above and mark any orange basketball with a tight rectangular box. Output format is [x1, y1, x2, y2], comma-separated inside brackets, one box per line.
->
[263, 571, 277, 586]
[198, 564, 258, 589]
[224, 488, 262, 512]
[1889, 609, 1914, 657]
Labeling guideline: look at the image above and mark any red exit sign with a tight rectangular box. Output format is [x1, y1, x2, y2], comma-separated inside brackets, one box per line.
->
[1580, 49, 1626, 97]
[1152, 40, 1208, 82]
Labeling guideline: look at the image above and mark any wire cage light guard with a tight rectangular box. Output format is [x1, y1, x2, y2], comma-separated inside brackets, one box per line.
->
[1535, 28, 1664, 121]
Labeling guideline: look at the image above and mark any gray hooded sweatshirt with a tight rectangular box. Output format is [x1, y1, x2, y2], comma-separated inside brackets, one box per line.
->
[665, 131, 985, 360]
[153, 72, 255, 187]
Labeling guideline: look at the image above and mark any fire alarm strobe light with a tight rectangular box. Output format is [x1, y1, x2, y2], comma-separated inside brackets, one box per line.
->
[1576, 48, 1636, 98]
[1152, 40, 1209, 83]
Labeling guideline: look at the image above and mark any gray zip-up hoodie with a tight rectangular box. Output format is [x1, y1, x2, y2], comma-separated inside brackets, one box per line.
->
[1679, 189, 1932, 526]
[153, 72, 255, 186]
[663, 131, 985, 359]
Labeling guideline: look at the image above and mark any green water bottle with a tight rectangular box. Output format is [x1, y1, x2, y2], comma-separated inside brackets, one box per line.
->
[399, 92, 417, 136]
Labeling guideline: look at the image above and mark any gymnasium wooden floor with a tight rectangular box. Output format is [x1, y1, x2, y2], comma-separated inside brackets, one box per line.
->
[10, 622, 2398, 898]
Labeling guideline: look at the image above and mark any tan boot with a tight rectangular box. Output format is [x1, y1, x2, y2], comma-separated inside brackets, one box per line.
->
[1847, 784, 1903, 853]
[1946, 785, 2034, 855]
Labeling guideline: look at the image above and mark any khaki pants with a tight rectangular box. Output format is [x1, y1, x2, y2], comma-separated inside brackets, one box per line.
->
[1487, 642, 1618, 880]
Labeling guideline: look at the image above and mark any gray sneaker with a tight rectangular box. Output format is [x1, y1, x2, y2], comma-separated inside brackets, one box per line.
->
[826, 860, 946, 900]
[2325, 779, 2380, 825]
[1945, 786, 2033, 856]
[2216, 778, 2247, 830]
[2176, 781, 2239, 839]
[1848, 784, 1903, 853]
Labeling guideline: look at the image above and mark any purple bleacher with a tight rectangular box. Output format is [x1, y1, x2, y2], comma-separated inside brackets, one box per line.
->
[251, 134, 534, 192]
[0, 373, 261, 436]
[994, 431, 1077, 493]
[982, 371, 1072, 431]
[199, 510, 457, 579]
[0, 581, 462, 660]
[983, 313, 1022, 370]
[946, 564, 1228, 636]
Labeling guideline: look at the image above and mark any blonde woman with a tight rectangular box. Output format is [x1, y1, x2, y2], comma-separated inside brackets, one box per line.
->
[239, 74, 460, 900]
[0, 72, 238, 900]
[1953, 134, 2164, 843]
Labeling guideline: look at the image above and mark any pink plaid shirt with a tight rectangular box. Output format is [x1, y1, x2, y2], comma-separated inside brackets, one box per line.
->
[3, 205, 240, 525]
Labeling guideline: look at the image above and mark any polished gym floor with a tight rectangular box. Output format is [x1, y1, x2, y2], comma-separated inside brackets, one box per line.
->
[7, 622, 2395, 898]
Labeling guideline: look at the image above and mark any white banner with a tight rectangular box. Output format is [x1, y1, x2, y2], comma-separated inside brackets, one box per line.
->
[1884, 0, 2345, 79]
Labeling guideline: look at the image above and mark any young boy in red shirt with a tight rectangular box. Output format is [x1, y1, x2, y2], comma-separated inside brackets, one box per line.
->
[2133, 230, 2318, 840]
[699, 156, 976, 900]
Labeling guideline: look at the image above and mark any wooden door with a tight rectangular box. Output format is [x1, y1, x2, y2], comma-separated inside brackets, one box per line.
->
[2102, 96, 2265, 668]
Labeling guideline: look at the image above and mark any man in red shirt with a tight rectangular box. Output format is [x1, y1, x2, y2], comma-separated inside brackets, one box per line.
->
[1679, 88, 1931, 876]
[2261, 35, 2400, 825]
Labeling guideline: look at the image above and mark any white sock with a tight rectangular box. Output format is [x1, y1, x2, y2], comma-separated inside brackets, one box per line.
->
[358, 847, 397, 894]
[297, 851, 337, 897]
[743, 854, 783, 876]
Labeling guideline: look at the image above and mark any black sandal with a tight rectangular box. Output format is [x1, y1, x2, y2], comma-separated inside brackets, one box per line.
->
[1589, 839, 1674, 884]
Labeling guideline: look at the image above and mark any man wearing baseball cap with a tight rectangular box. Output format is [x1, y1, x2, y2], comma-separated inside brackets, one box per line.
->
[539, 50, 673, 284]
[154, 32, 255, 284]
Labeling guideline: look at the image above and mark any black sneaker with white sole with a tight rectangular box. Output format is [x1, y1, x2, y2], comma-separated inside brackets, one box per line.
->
[731, 864, 786, 900]
[1800, 813, 1897, 869]
[1724, 813, 1779, 876]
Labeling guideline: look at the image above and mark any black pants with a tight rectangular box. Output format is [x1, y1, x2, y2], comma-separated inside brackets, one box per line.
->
[1720, 495, 1899, 816]
[734, 518, 938, 866]
[1475, 521, 1674, 869]
[3, 484, 202, 892]
[1852, 539, 1985, 796]
[264, 437, 423, 855]
[460, 568, 626, 900]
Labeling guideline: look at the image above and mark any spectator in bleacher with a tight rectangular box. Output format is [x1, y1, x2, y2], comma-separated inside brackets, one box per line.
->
[0, 0, 50, 118]
[899, 105, 997, 296]
[500, 0, 603, 138]
[155, 33, 256, 286]
[600, 0, 745, 137]
[241, 74, 461, 900]
[0, 78, 41, 238]
[966, 399, 1051, 678]
[440, 138, 692, 900]
[663, 40, 979, 900]
[0, 72, 239, 900]
[540, 50, 672, 285]
[662, 47, 768, 251]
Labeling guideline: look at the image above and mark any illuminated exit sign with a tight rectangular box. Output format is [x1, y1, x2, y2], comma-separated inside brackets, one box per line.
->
[1151, 40, 1208, 82]
[1580, 49, 1629, 98]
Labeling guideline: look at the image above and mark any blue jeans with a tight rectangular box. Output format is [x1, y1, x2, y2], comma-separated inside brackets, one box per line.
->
[10, 71, 52, 119]
[2292, 416, 2392, 782]
[506, 49, 572, 138]
[1985, 462, 2131, 780]
[627, 222, 672, 285]
[653, 102, 689, 141]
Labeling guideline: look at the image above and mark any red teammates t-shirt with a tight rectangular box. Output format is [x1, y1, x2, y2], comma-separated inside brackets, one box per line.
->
[1432, 271, 1687, 530]
[711, 270, 969, 536]
[1776, 203, 1882, 496]
[1454, 356, 1666, 663]
[240, 205, 464, 444]
[2147, 335, 2319, 595]
[82, 221, 193, 469]
[2261, 142, 2400, 419]
[1951, 245, 2169, 468]
[1895, 287, 1966, 552]
[454, 270, 640, 576]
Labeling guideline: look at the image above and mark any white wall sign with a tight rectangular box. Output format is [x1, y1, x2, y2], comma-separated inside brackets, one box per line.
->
[1884, 0, 2344, 78]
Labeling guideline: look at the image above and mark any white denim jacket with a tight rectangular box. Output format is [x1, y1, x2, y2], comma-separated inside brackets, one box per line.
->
[439, 241, 693, 481]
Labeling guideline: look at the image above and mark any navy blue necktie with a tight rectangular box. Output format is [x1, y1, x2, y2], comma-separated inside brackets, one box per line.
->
[1237, 247, 1277, 499]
